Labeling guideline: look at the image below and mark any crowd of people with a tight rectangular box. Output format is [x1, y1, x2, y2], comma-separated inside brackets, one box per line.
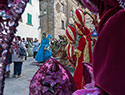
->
[0, 32, 70, 78]
[0, 32, 57, 78]
[0, 35, 39, 78]
[0, 30, 95, 80]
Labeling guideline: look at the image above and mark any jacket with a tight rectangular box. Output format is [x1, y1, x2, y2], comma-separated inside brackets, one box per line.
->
[12, 41, 26, 62]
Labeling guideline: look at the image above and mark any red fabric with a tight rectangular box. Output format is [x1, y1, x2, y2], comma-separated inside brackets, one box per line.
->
[69, 25, 77, 41]
[93, 8, 125, 95]
[90, 0, 119, 17]
[84, 27, 90, 36]
[75, 23, 85, 35]
[76, 36, 86, 51]
[75, 9, 85, 25]
[76, 9, 82, 25]
[98, 7, 122, 34]
[73, 36, 86, 89]
[87, 32, 93, 63]
[74, 53, 85, 89]
[75, 23, 89, 35]
[66, 26, 76, 44]
[79, 9, 85, 24]
[66, 29, 74, 43]
[82, 0, 125, 94]
[66, 56, 75, 69]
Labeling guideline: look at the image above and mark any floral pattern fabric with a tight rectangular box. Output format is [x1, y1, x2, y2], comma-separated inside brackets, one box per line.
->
[29, 58, 77, 95]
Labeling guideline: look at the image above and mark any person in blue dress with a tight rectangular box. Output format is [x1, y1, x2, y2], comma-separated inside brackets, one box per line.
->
[35, 33, 52, 63]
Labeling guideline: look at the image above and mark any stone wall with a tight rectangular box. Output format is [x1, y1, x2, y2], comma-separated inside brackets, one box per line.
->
[54, 0, 82, 39]
[40, 0, 54, 38]
[39, 0, 82, 39]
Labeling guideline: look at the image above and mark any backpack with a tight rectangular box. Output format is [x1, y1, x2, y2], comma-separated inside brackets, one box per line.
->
[19, 43, 26, 56]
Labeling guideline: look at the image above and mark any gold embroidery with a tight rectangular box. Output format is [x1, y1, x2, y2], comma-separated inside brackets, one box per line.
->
[84, 38, 90, 63]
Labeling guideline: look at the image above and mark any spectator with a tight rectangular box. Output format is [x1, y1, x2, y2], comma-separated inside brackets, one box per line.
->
[22, 38, 28, 60]
[22, 38, 28, 48]
[0, 44, 12, 78]
[27, 40, 33, 57]
[12, 36, 26, 78]
[6, 51, 12, 78]
[32, 38, 39, 58]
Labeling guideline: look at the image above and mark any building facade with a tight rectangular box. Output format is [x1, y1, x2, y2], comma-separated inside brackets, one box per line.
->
[16, 0, 40, 42]
[39, 0, 82, 39]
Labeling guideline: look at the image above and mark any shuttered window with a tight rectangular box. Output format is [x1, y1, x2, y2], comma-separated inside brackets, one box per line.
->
[29, 0, 32, 4]
[27, 13, 32, 25]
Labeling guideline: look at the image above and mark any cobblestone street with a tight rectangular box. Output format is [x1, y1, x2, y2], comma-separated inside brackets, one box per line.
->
[4, 57, 75, 95]
[4, 57, 39, 95]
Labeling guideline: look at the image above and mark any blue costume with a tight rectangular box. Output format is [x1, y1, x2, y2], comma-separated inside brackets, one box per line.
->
[35, 35, 52, 62]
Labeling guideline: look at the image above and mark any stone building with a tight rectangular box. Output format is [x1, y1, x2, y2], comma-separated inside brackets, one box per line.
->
[39, 0, 82, 39]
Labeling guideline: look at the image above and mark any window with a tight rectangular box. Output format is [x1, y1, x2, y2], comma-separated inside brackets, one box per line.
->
[29, 0, 32, 5]
[27, 13, 32, 25]
[61, 20, 65, 29]
[60, 3, 65, 12]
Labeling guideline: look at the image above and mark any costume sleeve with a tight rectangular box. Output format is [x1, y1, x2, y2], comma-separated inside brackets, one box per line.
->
[93, 9, 125, 95]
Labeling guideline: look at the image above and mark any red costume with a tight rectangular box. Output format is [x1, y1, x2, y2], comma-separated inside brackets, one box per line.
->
[73, 36, 86, 89]
[81, 0, 125, 94]
[73, 9, 93, 89]
[65, 25, 77, 68]
[75, 22, 93, 63]
[84, 27, 93, 63]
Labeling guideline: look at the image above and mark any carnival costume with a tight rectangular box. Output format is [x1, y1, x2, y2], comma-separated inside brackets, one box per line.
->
[0, 0, 28, 94]
[65, 9, 93, 89]
[30, 58, 77, 95]
[73, 0, 125, 94]
[35, 34, 52, 62]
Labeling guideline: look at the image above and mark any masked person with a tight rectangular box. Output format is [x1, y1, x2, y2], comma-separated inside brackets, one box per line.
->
[35, 33, 52, 63]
